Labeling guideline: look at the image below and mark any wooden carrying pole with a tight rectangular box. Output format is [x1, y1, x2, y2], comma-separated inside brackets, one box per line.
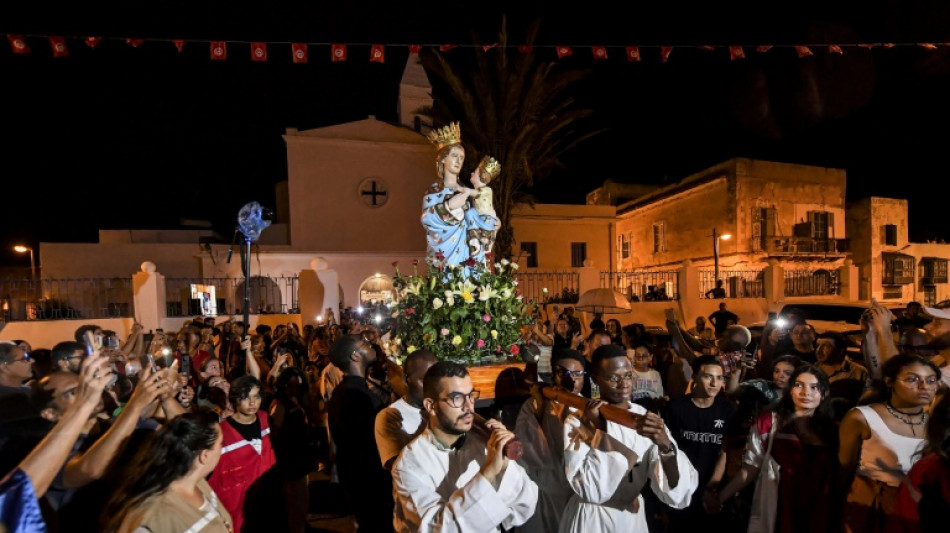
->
[540, 386, 645, 431]
[471, 413, 524, 460]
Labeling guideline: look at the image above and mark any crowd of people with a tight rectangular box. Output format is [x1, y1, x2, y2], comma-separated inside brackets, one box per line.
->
[0, 297, 948, 532]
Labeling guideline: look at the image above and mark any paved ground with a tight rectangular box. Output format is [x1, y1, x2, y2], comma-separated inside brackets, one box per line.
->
[306, 468, 357, 533]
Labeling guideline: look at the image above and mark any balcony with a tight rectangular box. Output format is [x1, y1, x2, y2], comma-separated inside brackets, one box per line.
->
[763, 237, 849, 260]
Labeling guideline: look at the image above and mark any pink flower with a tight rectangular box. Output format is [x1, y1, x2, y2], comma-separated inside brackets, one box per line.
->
[411, 259, 419, 266]
[477, 339, 485, 348]
[496, 346, 502, 354]
[392, 261, 399, 267]
[483, 314, 491, 322]
[510, 345, 520, 356]
[406, 308, 415, 315]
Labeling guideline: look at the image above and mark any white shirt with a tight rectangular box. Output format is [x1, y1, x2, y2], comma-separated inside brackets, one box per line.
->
[559, 402, 698, 532]
[392, 428, 538, 533]
[375, 397, 427, 468]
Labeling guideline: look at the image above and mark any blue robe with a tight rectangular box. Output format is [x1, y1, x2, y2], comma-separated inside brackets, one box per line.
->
[421, 182, 496, 277]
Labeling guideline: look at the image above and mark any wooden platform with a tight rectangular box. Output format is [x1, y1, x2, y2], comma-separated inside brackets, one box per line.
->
[468, 362, 527, 400]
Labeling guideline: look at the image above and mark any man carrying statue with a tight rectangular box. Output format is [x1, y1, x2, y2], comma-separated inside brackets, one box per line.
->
[421, 122, 501, 276]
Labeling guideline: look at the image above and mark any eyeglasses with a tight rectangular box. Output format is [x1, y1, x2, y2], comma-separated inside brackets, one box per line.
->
[441, 390, 480, 408]
[602, 372, 635, 386]
[555, 366, 586, 378]
[6, 352, 32, 364]
[898, 375, 939, 387]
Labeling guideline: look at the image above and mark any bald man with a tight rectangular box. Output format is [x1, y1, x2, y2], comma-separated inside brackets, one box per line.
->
[375, 349, 440, 471]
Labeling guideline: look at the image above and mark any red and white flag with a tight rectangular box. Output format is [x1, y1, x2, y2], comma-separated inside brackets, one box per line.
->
[85, 37, 102, 49]
[625, 46, 641, 62]
[828, 45, 843, 55]
[756, 45, 773, 53]
[697, 45, 715, 52]
[591, 46, 608, 60]
[49, 36, 68, 58]
[794, 45, 813, 58]
[7, 35, 30, 54]
[173, 40, 186, 53]
[250, 42, 267, 62]
[556, 46, 572, 59]
[331, 44, 347, 62]
[917, 43, 938, 50]
[210, 41, 227, 60]
[660, 46, 673, 63]
[729, 46, 745, 60]
[370, 44, 385, 63]
[408, 44, 422, 54]
[518, 44, 533, 53]
[126, 38, 144, 48]
[291, 43, 308, 63]
[482, 43, 498, 52]
[439, 44, 457, 52]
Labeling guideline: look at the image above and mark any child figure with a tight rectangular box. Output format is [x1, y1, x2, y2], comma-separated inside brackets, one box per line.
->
[467, 155, 501, 263]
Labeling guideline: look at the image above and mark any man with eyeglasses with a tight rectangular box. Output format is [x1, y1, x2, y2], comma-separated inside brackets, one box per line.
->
[51, 341, 87, 374]
[0, 342, 34, 395]
[392, 361, 537, 532]
[513, 348, 587, 533]
[560, 343, 698, 532]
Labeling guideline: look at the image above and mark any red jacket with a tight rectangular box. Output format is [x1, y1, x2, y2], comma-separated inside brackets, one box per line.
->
[208, 411, 276, 533]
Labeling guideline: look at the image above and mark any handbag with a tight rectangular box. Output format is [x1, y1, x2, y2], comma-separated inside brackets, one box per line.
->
[748, 412, 781, 533]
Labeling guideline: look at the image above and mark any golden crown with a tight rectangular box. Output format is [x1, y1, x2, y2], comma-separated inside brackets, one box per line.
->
[479, 156, 501, 182]
[427, 121, 462, 150]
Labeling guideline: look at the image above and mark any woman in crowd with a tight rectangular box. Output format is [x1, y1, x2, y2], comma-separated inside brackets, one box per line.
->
[887, 390, 950, 532]
[606, 318, 624, 346]
[839, 354, 941, 532]
[208, 375, 276, 533]
[269, 366, 313, 533]
[105, 412, 232, 533]
[714, 365, 840, 531]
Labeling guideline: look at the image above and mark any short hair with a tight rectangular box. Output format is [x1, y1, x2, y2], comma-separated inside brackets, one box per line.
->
[51, 341, 85, 365]
[403, 349, 438, 372]
[73, 324, 102, 343]
[228, 375, 261, 407]
[422, 361, 469, 400]
[691, 354, 723, 375]
[816, 331, 854, 350]
[590, 344, 627, 377]
[772, 354, 803, 371]
[0, 342, 19, 364]
[552, 348, 587, 369]
[587, 329, 611, 344]
[328, 334, 362, 369]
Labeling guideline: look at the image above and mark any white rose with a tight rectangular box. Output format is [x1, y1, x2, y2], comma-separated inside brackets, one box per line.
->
[433, 297, 443, 309]
[501, 258, 510, 266]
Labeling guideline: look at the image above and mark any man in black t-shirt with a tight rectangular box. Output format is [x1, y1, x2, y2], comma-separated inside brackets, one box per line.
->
[708, 302, 739, 338]
[662, 354, 737, 530]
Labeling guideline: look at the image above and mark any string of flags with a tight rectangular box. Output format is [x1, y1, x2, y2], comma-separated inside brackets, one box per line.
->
[5, 34, 947, 64]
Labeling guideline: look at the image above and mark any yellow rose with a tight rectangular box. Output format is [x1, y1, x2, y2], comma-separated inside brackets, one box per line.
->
[491, 330, 498, 339]
[452, 335, 463, 346]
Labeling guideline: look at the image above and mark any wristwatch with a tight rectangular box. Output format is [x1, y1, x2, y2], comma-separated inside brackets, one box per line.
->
[658, 443, 676, 457]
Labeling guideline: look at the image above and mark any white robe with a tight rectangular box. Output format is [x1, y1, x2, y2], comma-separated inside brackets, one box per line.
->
[559, 401, 698, 532]
[513, 397, 574, 533]
[392, 428, 538, 533]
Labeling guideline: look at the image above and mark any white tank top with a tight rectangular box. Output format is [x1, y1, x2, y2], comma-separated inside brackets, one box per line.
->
[855, 405, 925, 486]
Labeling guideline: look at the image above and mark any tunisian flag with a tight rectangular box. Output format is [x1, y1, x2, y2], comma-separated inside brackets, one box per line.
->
[660, 46, 673, 63]
[8, 35, 30, 54]
[210, 41, 227, 60]
[591, 46, 608, 60]
[49, 36, 69, 58]
[250, 42, 267, 62]
[729, 46, 745, 60]
[625, 46, 641, 62]
[555, 46, 572, 59]
[291, 43, 308, 63]
[370, 44, 385, 63]
[331, 44, 347, 61]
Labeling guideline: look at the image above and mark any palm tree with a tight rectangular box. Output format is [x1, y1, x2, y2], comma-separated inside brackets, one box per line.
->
[421, 18, 601, 260]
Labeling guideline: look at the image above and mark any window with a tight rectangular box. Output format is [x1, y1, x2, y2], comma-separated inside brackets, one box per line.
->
[808, 211, 833, 239]
[752, 207, 776, 251]
[884, 224, 898, 246]
[920, 257, 948, 284]
[652, 223, 666, 253]
[571, 242, 587, 268]
[520, 242, 538, 268]
[882, 252, 915, 285]
[620, 234, 630, 259]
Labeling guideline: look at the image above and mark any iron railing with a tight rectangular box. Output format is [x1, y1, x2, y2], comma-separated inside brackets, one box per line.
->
[514, 271, 580, 305]
[784, 269, 840, 297]
[699, 269, 765, 298]
[600, 271, 679, 301]
[0, 278, 134, 322]
[164, 276, 299, 317]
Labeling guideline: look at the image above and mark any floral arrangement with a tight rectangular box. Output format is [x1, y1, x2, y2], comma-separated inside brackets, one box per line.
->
[389, 254, 536, 365]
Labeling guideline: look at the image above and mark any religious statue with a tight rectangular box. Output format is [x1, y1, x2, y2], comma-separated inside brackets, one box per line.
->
[421, 122, 501, 276]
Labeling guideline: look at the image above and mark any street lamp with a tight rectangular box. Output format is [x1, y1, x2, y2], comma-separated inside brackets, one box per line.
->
[712, 228, 732, 285]
[13, 245, 35, 280]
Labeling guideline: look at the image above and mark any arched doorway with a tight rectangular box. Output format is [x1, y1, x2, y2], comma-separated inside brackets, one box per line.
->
[359, 274, 395, 307]
[236, 276, 283, 313]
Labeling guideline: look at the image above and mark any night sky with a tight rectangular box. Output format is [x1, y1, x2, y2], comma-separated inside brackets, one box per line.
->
[2, 1, 949, 270]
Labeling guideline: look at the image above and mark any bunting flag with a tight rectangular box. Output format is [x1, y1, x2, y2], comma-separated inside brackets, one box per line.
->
[408, 44, 422, 54]
[625, 46, 641, 62]
[331, 43, 346, 61]
[518, 44, 533, 53]
[697, 45, 715, 51]
[794, 45, 813, 58]
[556, 46, 572, 59]
[729, 46, 745, 60]
[8, 35, 30, 54]
[591, 46, 608, 60]
[660, 46, 673, 63]
[291, 43, 308, 63]
[858, 43, 877, 49]
[918, 43, 938, 50]
[883, 43, 896, 49]
[828, 44, 843, 55]
[173, 40, 185, 53]
[370, 44, 385, 63]
[250, 42, 267, 62]
[482, 43, 498, 52]
[439, 44, 456, 52]
[126, 38, 144, 48]
[756, 45, 773, 53]
[49, 36, 68, 58]
[210, 41, 227, 60]
[85, 37, 102, 49]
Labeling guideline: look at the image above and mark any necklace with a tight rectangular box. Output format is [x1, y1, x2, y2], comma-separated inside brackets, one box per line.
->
[885, 402, 927, 435]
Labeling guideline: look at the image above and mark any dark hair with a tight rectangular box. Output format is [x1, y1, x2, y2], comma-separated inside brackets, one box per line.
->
[274, 366, 309, 406]
[921, 392, 950, 461]
[28, 348, 54, 379]
[103, 412, 220, 531]
[816, 331, 854, 350]
[200, 357, 223, 373]
[772, 354, 803, 372]
[691, 354, 723, 375]
[0, 342, 19, 364]
[51, 341, 85, 365]
[552, 348, 587, 369]
[328, 334, 361, 369]
[73, 324, 102, 343]
[229, 375, 262, 407]
[587, 329, 611, 344]
[403, 349, 438, 372]
[861, 354, 941, 405]
[773, 365, 838, 447]
[590, 344, 627, 377]
[422, 361, 469, 400]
